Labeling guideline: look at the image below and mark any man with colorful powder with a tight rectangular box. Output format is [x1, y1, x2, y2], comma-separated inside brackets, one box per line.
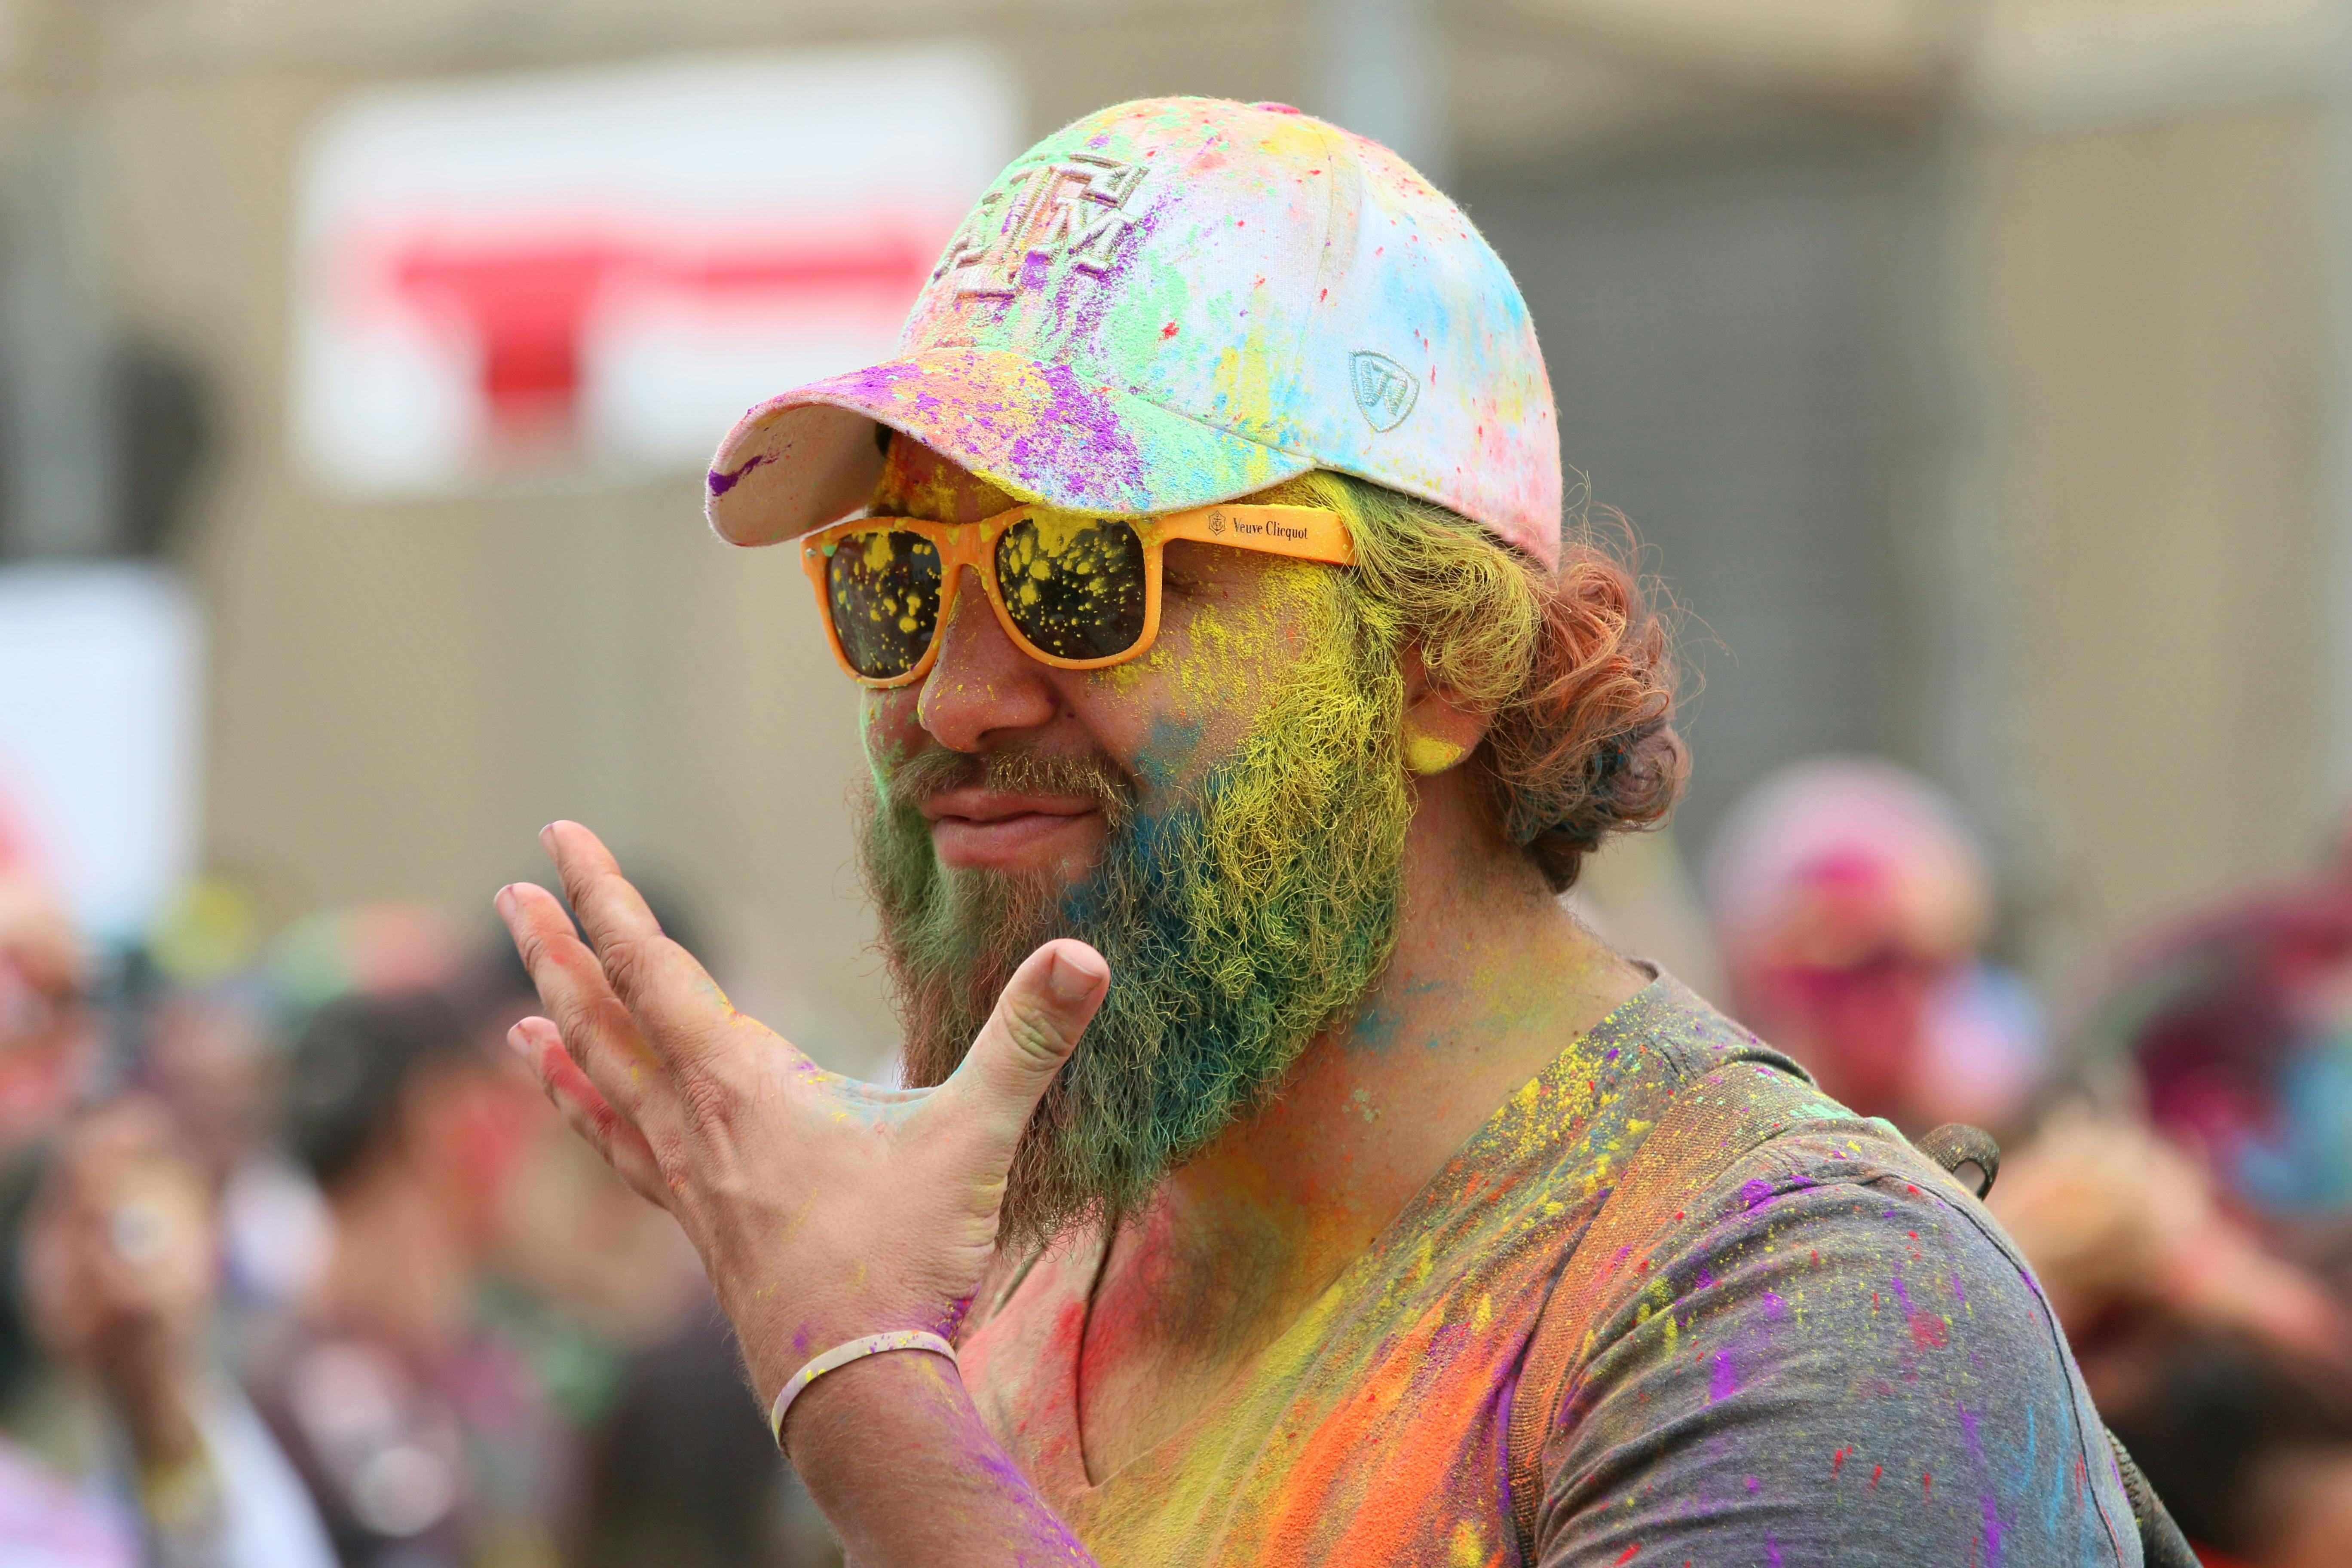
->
[493, 99, 2144, 1564]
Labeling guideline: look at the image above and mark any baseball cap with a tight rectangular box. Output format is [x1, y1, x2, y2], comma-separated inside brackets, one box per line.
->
[704, 96, 1561, 569]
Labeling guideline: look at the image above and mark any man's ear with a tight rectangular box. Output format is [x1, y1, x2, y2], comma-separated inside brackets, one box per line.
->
[1399, 646, 1489, 775]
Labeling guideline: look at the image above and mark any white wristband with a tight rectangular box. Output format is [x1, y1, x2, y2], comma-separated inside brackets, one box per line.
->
[768, 1329, 960, 1446]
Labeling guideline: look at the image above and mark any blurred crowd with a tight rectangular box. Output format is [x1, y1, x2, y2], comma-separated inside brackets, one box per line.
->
[5, 751, 2352, 1567]
[0, 856, 843, 1568]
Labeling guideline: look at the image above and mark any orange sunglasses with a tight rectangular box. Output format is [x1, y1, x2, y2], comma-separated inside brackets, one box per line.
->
[799, 500, 1353, 688]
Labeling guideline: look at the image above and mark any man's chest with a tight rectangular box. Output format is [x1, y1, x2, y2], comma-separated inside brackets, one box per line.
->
[1070, 1222, 1339, 1481]
[958, 1219, 1575, 1567]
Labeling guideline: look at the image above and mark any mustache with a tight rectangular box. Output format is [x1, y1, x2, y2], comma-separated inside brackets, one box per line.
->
[882, 746, 1140, 824]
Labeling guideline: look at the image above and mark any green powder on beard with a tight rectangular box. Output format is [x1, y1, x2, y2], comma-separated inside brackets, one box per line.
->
[861, 561, 1416, 1249]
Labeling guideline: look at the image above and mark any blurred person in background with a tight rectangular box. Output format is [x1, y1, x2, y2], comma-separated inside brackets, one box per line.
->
[254, 987, 568, 1568]
[1706, 756, 2045, 1132]
[570, 1314, 841, 1568]
[24, 1100, 338, 1568]
[144, 980, 278, 1193]
[1, 859, 333, 1565]
[2092, 871, 2352, 1236]
[0, 863, 102, 1415]
[2106, 1327, 2352, 1568]
[142, 881, 278, 1196]
[0, 862, 138, 1564]
[142, 974, 334, 1325]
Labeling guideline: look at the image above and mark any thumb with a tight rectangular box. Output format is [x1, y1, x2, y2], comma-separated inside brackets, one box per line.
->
[934, 940, 1109, 1155]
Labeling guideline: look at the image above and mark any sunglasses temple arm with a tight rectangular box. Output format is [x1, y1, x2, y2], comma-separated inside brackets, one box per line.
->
[1151, 505, 1355, 566]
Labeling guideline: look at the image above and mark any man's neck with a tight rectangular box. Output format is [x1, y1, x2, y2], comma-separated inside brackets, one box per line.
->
[1076, 770, 1646, 1476]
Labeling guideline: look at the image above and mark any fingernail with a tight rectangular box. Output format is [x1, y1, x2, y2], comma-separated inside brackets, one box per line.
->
[505, 1023, 532, 1057]
[493, 885, 514, 914]
[1047, 947, 1106, 1003]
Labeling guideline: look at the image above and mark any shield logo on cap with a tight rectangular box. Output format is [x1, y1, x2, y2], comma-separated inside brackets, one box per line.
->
[1351, 351, 1418, 433]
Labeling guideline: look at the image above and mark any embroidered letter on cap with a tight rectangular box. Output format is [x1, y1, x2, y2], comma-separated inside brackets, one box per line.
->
[940, 154, 1148, 298]
[1351, 351, 1418, 433]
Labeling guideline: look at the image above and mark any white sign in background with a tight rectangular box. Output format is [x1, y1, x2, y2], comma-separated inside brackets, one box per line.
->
[292, 48, 1019, 494]
[0, 564, 201, 943]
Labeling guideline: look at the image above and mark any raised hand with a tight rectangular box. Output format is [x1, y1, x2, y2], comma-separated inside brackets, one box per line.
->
[494, 821, 1109, 1430]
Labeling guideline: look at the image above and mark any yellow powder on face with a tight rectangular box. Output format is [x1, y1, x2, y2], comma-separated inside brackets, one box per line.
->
[874, 451, 993, 523]
[1092, 556, 1338, 774]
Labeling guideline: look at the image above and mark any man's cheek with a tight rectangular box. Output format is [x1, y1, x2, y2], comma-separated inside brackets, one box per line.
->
[861, 692, 925, 774]
[1096, 605, 1297, 798]
[1132, 712, 1207, 795]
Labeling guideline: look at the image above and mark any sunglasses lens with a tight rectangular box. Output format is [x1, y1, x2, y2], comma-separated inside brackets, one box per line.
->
[826, 530, 944, 680]
[994, 517, 1148, 663]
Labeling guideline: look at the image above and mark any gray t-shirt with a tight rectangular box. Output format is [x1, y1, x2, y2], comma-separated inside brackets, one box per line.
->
[1532, 1035, 2141, 1564]
[959, 976, 2142, 1566]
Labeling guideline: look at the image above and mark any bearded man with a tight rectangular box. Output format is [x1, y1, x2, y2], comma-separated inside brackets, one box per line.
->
[494, 99, 2142, 1565]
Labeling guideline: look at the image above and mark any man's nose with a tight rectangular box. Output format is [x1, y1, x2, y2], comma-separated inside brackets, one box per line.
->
[916, 566, 1060, 751]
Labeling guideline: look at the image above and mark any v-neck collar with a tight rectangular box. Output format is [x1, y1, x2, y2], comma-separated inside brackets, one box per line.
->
[1032, 970, 1678, 1507]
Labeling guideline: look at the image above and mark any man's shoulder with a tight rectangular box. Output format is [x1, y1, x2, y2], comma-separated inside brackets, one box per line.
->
[1494, 974, 1973, 1332]
[1507, 995, 2138, 1564]
[1530, 1124, 2139, 1565]
[1451, 973, 1825, 1208]
[1396, 973, 1882, 1327]
[1570, 982, 2003, 1289]
[1560, 971, 1828, 1129]
[1436, 971, 2015, 1342]
[1579, 971, 1798, 1083]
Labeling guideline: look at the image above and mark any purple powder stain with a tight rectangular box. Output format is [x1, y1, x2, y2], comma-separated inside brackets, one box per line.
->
[1890, 1269, 1915, 1315]
[1951, 1273, 1968, 1305]
[1759, 1290, 1788, 1322]
[998, 363, 1148, 496]
[1740, 1178, 1775, 1210]
[706, 451, 772, 496]
[827, 362, 918, 400]
[1709, 1348, 1740, 1403]
[1982, 1492, 2003, 1566]
[1765, 1534, 1784, 1568]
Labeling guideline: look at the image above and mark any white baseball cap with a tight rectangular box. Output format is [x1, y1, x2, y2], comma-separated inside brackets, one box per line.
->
[705, 96, 1562, 568]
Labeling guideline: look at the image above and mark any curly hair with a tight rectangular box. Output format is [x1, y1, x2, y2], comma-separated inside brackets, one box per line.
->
[1250, 470, 1687, 892]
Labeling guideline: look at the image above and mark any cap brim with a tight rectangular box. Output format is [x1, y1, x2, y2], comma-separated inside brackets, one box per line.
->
[704, 347, 1312, 545]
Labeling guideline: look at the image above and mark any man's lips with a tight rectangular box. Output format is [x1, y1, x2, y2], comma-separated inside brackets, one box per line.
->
[921, 790, 1105, 870]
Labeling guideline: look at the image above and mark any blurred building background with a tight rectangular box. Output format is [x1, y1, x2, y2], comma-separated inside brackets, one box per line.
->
[0, 0, 2345, 1066]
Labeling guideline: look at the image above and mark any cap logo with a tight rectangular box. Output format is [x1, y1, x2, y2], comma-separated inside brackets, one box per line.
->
[937, 153, 1148, 300]
[1351, 351, 1418, 433]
